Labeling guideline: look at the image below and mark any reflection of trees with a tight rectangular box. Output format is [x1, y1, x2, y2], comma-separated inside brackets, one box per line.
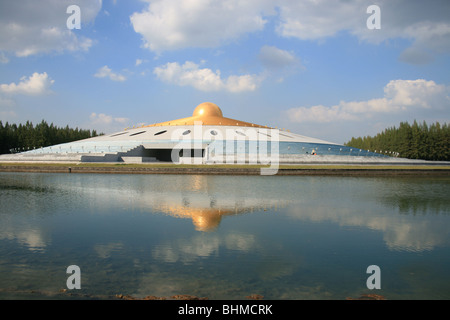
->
[388, 196, 450, 215]
[285, 177, 450, 252]
[377, 178, 450, 215]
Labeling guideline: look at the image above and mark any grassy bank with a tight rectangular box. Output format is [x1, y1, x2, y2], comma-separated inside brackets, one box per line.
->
[1, 161, 450, 175]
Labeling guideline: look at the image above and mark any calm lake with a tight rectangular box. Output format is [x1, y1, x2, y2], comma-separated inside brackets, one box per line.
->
[0, 172, 449, 300]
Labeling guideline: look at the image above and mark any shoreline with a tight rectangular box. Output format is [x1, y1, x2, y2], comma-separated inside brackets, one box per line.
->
[1, 162, 450, 176]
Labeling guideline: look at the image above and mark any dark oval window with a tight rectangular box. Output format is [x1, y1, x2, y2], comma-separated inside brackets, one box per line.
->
[258, 131, 271, 137]
[110, 132, 128, 137]
[183, 130, 191, 135]
[129, 131, 146, 136]
[154, 130, 167, 136]
[210, 130, 217, 135]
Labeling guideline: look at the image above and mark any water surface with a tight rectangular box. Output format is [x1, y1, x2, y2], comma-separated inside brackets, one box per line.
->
[0, 172, 449, 299]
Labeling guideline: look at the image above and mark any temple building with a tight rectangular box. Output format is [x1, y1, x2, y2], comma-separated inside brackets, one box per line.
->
[1, 102, 399, 164]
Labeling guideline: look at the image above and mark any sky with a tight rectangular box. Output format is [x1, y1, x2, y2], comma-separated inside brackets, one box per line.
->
[0, 0, 449, 144]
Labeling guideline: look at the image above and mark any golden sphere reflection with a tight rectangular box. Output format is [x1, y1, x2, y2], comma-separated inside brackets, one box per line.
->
[191, 211, 223, 232]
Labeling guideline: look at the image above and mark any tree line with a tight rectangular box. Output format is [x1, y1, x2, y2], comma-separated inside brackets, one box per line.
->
[345, 120, 449, 161]
[0, 120, 101, 154]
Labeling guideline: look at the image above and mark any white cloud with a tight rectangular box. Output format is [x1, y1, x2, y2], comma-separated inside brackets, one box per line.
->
[258, 45, 302, 82]
[153, 61, 261, 92]
[0, 0, 101, 57]
[286, 79, 450, 123]
[398, 47, 434, 65]
[94, 65, 126, 82]
[128, 0, 450, 63]
[130, 0, 273, 52]
[397, 22, 450, 64]
[0, 72, 54, 96]
[89, 112, 130, 133]
[258, 45, 298, 70]
[0, 109, 16, 119]
[276, 0, 363, 41]
[89, 112, 129, 125]
[276, 0, 450, 64]
[0, 52, 9, 64]
[152, 233, 257, 263]
[114, 117, 129, 124]
[275, 0, 450, 43]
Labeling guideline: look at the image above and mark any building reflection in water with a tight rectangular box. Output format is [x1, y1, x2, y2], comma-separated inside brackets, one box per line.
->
[153, 205, 254, 232]
[110, 174, 288, 232]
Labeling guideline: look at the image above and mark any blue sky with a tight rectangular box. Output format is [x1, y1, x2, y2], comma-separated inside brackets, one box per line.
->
[1, 0, 449, 144]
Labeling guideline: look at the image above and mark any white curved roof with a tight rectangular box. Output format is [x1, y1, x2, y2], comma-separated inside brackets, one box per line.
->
[17, 102, 339, 156]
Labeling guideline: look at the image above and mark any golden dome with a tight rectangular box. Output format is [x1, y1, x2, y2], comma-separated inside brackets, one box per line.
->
[144, 102, 268, 128]
[192, 102, 223, 117]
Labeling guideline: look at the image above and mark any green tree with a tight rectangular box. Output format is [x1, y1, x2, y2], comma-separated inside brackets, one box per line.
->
[0, 120, 101, 154]
[345, 120, 449, 161]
